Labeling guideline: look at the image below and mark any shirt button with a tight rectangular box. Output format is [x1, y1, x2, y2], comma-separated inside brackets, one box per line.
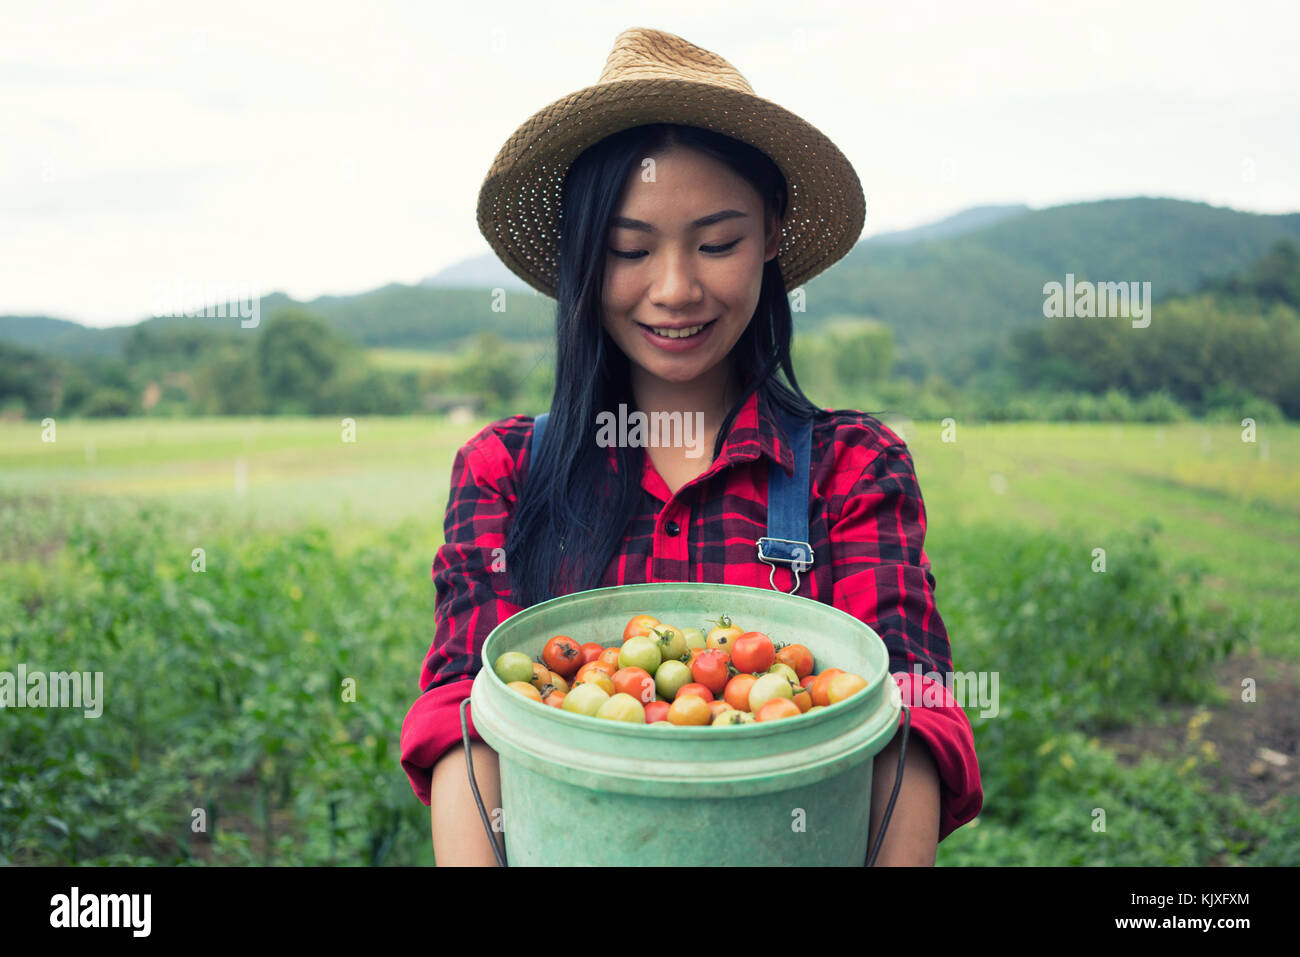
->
[664, 520, 681, 536]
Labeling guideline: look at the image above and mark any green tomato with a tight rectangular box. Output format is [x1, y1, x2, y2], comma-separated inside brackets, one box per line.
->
[712, 710, 748, 726]
[562, 682, 610, 717]
[494, 652, 535, 685]
[596, 693, 646, 723]
[682, 627, 707, 650]
[748, 672, 794, 712]
[654, 659, 692, 700]
[766, 662, 799, 683]
[650, 625, 687, 664]
[619, 636, 662, 675]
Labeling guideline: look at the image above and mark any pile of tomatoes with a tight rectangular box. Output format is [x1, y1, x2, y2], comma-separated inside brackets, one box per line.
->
[492, 613, 868, 726]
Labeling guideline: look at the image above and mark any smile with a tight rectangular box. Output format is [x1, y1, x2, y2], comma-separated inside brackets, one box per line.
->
[637, 319, 717, 339]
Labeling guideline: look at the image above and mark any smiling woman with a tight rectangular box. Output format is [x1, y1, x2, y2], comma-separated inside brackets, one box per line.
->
[402, 27, 982, 867]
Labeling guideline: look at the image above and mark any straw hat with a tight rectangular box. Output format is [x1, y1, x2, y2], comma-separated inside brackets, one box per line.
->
[476, 27, 865, 299]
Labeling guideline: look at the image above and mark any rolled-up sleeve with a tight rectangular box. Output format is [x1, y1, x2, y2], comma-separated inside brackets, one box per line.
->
[829, 441, 983, 841]
[399, 421, 526, 805]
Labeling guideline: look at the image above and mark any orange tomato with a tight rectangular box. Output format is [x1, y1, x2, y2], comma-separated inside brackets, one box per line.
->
[810, 668, 845, 707]
[508, 681, 543, 702]
[827, 672, 868, 704]
[724, 674, 758, 712]
[530, 662, 553, 691]
[612, 667, 657, 704]
[667, 695, 711, 726]
[775, 644, 815, 679]
[598, 646, 623, 671]
[705, 616, 743, 652]
[622, 614, 660, 643]
[542, 690, 566, 708]
[675, 682, 714, 702]
[755, 698, 801, 721]
[792, 686, 813, 713]
[707, 699, 735, 718]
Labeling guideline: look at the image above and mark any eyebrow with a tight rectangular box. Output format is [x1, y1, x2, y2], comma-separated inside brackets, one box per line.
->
[610, 209, 749, 233]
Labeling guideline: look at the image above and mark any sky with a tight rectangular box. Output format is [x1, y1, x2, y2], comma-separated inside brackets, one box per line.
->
[2, 0, 1298, 326]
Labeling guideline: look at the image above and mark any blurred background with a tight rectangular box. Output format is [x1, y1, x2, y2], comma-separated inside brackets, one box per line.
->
[1, 1, 1296, 865]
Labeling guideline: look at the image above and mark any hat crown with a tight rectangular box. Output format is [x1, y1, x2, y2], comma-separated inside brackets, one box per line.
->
[597, 27, 755, 95]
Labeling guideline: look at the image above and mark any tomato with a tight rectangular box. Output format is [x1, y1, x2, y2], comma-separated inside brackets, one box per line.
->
[755, 698, 801, 721]
[622, 614, 660, 643]
[612, 667, 657, 704]
[654, 660, 692, 700]
[493, 652, 534, 685]
[542, 689, 566, 708]
[730, 632, 776, 673]
[792, 686, 813, 713]
[578, 642, 605, 666]
[747, 672, 794, 712]
[598, 646, 623, 671]
[775, 643, 815, 679]
[810, 668, 845, 707]
[562, 683, 609, 716]
[723, 673, 757, 712]
[705, 615, 743, 652]
[827, 672, 868, 704]
[667, 695, 711, 726]
[707, 699, 734, 718]
[712, 710, 749, 726]
[545, 674, 570, 695]
[596, 693, 646, 723]
[649, 624, 688, 664]
[576, 661, 615, 683]
[690, 649, 730, 696]
[799, 675, 816, 690]
[574, 663, 615, 695]
[530, 662, 554, 691]
[644, 700, 671, 723]
[542, 636, 583, 678]
[508, 681, 543, 702]
[681, 627, 707, 650]
[766, 662, 799, 684]
[618, 636, 663, 675]
[675, 682, 714, 702]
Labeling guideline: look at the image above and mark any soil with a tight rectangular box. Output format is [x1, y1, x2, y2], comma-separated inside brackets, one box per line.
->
[1096, 647, 1300, 809]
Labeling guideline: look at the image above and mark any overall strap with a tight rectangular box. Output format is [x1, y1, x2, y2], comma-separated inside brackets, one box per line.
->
[529, 412, 549, 465]
[757, 406, 815, 593]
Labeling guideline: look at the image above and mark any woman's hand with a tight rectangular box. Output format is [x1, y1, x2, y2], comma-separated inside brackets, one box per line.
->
[429, 742, 503, 866]
[868, 729, 941, 865]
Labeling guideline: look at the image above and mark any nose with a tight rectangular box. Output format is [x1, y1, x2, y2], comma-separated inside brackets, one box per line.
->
[648, 246, 704, 312]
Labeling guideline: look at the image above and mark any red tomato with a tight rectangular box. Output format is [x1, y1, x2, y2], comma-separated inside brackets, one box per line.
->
[691, 650, 731, 696]
[775, 644, 815, 679]
[612, 667, 657, 704]
[724, 674, 758, 713]
[542, 636, 582, 678]
[543, 690, 566, 709]
[578, 643, 605, 666]
[675, 682, 714, 702]
[730, 632, 776, 673]
[644, 700, 671, 723]
[622, 614, 660, 643]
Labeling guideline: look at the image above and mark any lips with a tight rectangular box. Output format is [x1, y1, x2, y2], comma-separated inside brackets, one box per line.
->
[636, 318, 717, 340]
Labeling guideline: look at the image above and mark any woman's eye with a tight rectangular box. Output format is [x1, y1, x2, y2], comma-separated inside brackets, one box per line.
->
[608, 239, 740, 260]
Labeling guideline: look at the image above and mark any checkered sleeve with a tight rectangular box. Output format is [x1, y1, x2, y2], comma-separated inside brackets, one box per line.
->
[829, 438, 982, 841]
[399, 418, 529, 805]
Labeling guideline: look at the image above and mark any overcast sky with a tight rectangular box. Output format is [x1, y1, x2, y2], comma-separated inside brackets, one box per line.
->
[3, 0, 1298, 327]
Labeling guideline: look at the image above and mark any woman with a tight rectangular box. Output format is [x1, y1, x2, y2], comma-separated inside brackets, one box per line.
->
[401, 27, 982, 865]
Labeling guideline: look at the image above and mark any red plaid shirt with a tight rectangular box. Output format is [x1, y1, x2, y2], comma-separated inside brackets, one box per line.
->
[400, 388, 982, 841]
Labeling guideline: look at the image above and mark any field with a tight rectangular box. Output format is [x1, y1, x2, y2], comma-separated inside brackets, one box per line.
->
[1, 414, 1296, 865]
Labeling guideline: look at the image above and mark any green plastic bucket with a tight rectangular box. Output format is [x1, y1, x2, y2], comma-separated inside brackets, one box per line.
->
[469, 582, 902, 866]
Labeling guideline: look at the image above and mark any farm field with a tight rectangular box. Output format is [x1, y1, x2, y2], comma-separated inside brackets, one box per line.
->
[1, 415, 1296, 865]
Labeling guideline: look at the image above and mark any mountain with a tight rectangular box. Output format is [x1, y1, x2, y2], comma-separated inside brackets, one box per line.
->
[4, 199, 1298, 384]
[421, 253, 531, 291]
[863, 204, 1030, 245]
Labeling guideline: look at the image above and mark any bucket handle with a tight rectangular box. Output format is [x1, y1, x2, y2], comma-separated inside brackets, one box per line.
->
[865, 703, 911, 867]
[459, 697, 509, 867]
[458, 697, 907, 868]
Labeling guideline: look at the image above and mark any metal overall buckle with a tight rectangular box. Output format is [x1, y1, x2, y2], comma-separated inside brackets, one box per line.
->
[756, 537, 814, 594]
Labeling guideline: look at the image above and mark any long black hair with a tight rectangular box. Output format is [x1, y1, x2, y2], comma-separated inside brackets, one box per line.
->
[504, 123, 828, 607]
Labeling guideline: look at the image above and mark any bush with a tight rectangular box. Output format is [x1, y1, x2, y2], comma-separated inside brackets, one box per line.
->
[78, 387, 136, 418]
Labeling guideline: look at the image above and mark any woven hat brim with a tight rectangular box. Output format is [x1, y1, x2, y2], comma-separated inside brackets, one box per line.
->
[477, 78, 866, 299]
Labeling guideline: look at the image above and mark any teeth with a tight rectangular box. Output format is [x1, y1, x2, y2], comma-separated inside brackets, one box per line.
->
[649, 323, 707, 339]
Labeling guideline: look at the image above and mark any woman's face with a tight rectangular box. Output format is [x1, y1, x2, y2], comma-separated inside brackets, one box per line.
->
[601, 144, 782, 390]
